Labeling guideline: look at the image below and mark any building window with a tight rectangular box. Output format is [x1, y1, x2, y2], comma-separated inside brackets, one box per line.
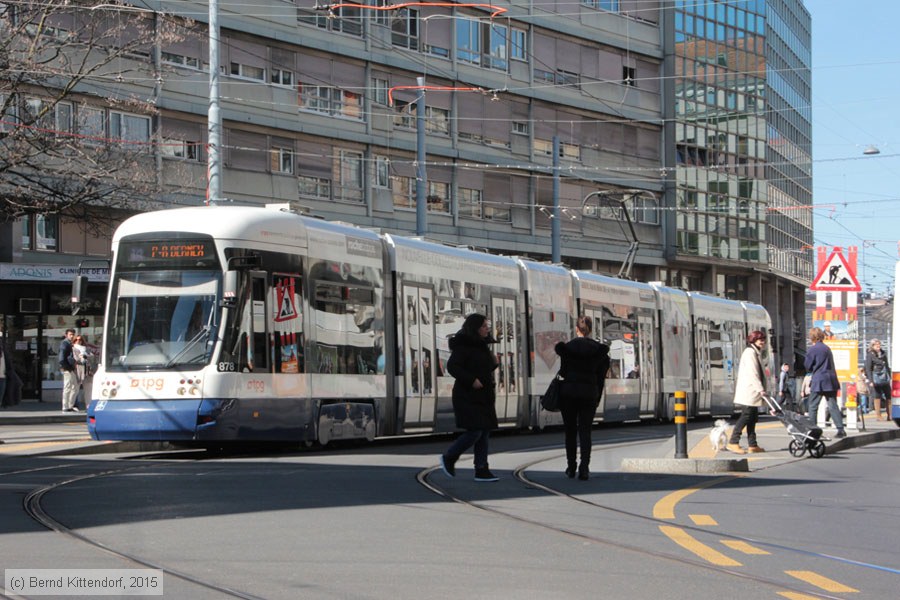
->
[457, 18, 481, 65]
[510, 28, 527, 61]
[623, 66, 636, 86]
[373, 77, 389, 105]
[298, 3, 362, 36]
[560, 142, 581, 161]
[337, 150, 363, 202]
[55, 102, 73, 136]
[110, 111, 151, 150]
[512, 121, 529, 136]
[299, 176, 331, 199]
[391, 8, 418, 50]
[299, 84, 362, 120]
[161, 138, 201, 161]
[374, 155, 390, 188]
[271, 147, 294, 174]
[162, 51, 204, 70]
[271, 68, 293, 86]
[459, 187, 482, 219]
[534, 138, 553, 156]
[230, 62, 265, 81]
[21, 214, 58, 251]
[427, 181, 450, 213]
[425, 106, 449, 135]
[487, 23, 508, 71]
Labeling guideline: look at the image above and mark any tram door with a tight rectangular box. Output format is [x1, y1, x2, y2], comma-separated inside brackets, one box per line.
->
[491, 297, 519, 420]
[402, 285, 436, 427]
[637, 314, 658, 414]
[694, 319, 711, 415]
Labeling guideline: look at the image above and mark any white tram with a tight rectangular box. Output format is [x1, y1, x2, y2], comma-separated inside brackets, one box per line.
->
[75, 205, 775, 444]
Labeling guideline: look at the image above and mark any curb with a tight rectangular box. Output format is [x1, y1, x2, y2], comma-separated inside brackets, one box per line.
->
[825, 427, 900, 454]
[621, 457, 748, 474]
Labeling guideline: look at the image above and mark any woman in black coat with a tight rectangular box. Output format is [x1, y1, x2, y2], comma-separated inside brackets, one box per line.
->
[439, 313, 500, 482]
[555, 316, 610, 480]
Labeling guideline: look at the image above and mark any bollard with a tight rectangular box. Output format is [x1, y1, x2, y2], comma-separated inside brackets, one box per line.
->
[674, 391, 688, 458]
[845, 392, 858, 431]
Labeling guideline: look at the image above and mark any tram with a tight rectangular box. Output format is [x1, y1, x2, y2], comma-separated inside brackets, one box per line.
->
[73, 204, 775, 444]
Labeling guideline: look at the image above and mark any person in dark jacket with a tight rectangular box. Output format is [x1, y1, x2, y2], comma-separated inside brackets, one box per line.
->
[804, 327, 845, 438]
[439, 313, 500, 482]
[1, 337, 23, 409]
[555, 316, 610, 480]
[865, 339, 892, 421]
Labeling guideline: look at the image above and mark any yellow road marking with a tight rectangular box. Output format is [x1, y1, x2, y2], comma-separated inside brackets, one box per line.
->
[721, 540, 770, 555]
[659, 525, 742, 566]
[652, 475, 737, 519]
[785, 571, 858, 593]
[777, 592, 828, 600]
[689, 514, 717, 526]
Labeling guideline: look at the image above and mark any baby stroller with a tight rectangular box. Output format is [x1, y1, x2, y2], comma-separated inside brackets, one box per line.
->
[763, 394, 828, 458]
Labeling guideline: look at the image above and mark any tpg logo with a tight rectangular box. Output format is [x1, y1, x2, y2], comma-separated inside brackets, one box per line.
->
[131, 378, 165, 391]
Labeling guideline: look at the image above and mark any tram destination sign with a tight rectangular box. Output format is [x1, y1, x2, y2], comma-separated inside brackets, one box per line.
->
[118, 240, 219, 269]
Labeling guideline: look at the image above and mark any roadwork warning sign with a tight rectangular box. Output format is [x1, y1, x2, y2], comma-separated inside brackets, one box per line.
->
[810, 248, 861, 292]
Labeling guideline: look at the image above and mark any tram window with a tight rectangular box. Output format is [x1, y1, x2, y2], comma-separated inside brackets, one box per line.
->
[312, 281, 378, 374]
[271, 275, 304, 374]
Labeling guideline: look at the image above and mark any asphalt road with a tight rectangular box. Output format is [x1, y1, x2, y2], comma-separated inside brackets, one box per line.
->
[1, 424, 898, 599]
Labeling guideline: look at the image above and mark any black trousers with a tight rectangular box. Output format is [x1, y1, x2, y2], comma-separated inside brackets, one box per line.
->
[729, 405, 759, 446]
[560, 399, 598, 467]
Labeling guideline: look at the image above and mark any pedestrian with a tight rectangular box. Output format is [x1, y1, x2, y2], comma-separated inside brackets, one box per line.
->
[804, 327, 846, 437]
[73, 335, 97, 410]
[855, 367, 870, 415]
[554, 316, 610, 480]
[59, 328, 80, 412]
[778, 362, 796, 412]
[439, 313, 500, 482]
[727, 330, 769, 454]
[799, 371, 812, 415]
[1, 336, 23, 409]
[865, 339, 891, 421]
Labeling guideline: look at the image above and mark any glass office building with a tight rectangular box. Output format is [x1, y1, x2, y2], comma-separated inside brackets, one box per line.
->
[669, 0, 812, 364]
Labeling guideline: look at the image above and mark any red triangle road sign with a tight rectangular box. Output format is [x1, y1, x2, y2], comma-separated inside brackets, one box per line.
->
[809, 249, 861, 292]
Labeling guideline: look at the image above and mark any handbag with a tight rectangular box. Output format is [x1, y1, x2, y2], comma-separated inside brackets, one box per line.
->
[873, 368, 890, 385]
[540, 373, 562, 412]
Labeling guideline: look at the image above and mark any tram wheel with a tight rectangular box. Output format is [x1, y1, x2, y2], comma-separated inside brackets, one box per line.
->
[788, 439, 806, 457]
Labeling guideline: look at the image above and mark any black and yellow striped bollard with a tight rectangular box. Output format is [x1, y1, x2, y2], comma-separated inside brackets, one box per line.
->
[674, 390, 688, 458]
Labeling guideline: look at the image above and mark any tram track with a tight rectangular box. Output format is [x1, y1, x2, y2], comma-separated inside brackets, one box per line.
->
[416, 436, 845, 600]
[19, 461, 268, 600]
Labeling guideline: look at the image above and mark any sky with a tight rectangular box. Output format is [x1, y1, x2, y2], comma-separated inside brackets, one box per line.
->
[808, 0, 900, 297]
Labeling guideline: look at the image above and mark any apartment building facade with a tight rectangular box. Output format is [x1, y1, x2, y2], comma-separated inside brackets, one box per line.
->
[1, 0, 815, 397]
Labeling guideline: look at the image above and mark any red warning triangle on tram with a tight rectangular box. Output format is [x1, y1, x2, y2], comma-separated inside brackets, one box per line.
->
[809, 248, 861, 292]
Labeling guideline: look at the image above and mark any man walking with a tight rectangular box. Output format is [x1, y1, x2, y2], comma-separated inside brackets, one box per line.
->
[59, 329, 80, 412]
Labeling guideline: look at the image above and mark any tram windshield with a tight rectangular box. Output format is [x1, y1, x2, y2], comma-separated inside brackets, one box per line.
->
[105, 270, 220, 370]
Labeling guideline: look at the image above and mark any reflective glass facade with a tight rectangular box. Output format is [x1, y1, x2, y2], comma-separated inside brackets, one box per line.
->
[673, 0, 812, 283]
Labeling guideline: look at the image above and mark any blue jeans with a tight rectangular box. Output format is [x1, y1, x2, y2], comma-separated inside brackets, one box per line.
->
[807, 392, 844, 431]
[444, 429, 491, 468]
[858, 394, 868, 413]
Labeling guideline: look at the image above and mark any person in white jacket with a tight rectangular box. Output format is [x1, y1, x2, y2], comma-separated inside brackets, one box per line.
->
[727, 330, 769, 454]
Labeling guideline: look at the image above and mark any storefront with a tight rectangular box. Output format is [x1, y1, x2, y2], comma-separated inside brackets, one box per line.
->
[0, 263, 108, 402]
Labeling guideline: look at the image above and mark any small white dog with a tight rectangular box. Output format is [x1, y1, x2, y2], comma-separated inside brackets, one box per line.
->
[709, 419, 730, 452]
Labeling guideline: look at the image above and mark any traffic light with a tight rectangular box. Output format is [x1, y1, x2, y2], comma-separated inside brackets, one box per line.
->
[75, 318, 90, 328]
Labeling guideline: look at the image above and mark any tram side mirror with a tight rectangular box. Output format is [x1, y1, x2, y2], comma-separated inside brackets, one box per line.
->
[221, 270, 238, 308]
[71, 275, 88, 315]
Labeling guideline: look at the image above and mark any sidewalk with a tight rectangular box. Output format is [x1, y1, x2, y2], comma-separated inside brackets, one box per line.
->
[623, 412, 900, 474]
[0, 397, 87, 426]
